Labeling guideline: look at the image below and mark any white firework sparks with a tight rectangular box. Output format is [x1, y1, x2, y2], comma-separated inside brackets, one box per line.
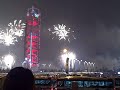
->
[8, 20, 26, 37]
[0, 29, 17, 46]
[3, 54, 15, 69]
[53, 24, 70, 40]
[48, 24, 76, 42]
[0, 20, 25, 46]
[0, 54, 15, 70]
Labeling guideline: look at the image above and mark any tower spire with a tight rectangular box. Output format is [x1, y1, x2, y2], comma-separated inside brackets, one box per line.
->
[33, 0, 39, 8]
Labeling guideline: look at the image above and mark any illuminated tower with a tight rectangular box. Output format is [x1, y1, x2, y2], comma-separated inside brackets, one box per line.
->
[25, 6, 40, 70]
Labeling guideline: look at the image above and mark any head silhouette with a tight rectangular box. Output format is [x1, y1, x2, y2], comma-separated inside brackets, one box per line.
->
[3, 67, 34, 90]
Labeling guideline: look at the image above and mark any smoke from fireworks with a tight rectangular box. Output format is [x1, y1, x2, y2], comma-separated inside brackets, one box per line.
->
[48, 24, 76, 42]
[0, 20, 25, 46]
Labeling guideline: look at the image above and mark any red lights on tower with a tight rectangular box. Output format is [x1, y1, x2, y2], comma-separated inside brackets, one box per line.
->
[25, 6, 40, 70]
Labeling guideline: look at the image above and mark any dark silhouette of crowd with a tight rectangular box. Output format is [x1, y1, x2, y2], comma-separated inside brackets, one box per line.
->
[3, 67, 34, 90]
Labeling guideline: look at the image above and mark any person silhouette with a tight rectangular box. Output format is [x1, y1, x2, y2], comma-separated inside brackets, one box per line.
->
[3, 67, 34, 90]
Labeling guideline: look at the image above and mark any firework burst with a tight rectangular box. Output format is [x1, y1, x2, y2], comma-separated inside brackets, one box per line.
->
[48, 24, 76, 42]
[0, 29, 17, 46]
[0, 20, 25, 46]
[0, 54, 15, 70]
[8, 20, 26, 37]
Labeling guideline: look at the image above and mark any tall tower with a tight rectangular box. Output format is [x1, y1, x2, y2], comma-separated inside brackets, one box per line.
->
[25, 6, 40, 70]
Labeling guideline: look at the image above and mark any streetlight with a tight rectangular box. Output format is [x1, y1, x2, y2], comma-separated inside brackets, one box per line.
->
[78, 60, 83, 71]
[92, 63, 95, 71]
[42, 64, 46, 71]
[84, 61, 88, 72]
[75, 59, 80, 71]
[48, 64, 51, 67]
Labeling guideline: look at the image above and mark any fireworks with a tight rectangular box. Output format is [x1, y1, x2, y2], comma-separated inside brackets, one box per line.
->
[3, 54, 15, 69]
[0, 54, 15, 70]
[8, 20, 26, 37]
[53, 24, 70, 40]
[0, 29, 17, 46]
[0, 20, 25, 46]
[48, 24, 75, 42]
[61, 52, 76, 69]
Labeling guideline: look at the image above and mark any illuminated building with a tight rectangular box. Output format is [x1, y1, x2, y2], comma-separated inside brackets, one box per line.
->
[25, 6, 40, 70]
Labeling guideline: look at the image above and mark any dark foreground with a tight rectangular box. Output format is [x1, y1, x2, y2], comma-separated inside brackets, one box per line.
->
[0, 72, 120, 90]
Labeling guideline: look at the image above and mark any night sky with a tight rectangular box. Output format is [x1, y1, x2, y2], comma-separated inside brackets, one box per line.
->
[0, 0, 120, 69]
